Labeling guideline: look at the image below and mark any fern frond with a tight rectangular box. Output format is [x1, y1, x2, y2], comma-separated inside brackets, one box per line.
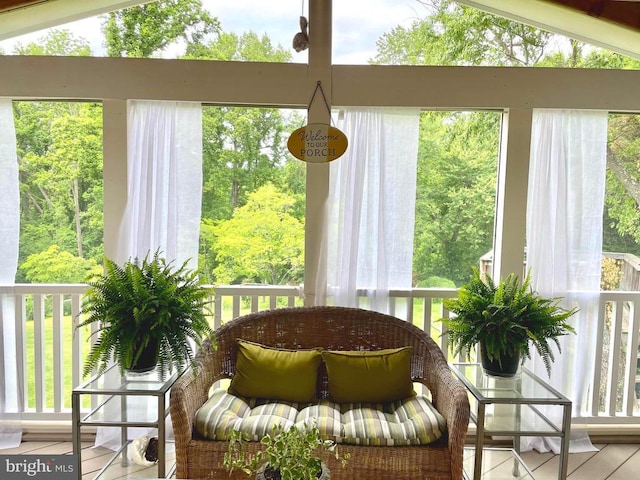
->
[439, 267, 577, 377]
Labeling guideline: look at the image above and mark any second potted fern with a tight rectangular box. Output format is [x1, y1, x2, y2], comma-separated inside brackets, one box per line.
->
[441, 267, 576, 377]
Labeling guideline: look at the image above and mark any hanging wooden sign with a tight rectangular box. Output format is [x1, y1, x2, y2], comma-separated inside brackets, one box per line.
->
[287, 123, 348, 163]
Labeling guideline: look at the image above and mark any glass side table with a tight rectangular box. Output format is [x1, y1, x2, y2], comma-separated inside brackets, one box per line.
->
[463, 447, 536, 480]
[72, 364, 182, 480]
[451, 363, 571, 480]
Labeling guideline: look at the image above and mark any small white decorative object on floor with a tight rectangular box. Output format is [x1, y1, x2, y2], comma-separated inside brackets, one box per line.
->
[130, 435, 159, 467]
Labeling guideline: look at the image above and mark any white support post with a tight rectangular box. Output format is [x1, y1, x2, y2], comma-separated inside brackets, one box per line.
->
[304, 0, 333, 306]
[492, 108, 532, 281]
[102, 99, 128, 261]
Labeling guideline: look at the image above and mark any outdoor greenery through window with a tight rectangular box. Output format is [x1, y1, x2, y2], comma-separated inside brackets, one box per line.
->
[3, 0, 640, 68]
[15, 101, 104, 285]
[599, 113, 640, 413]
[370, 1, 640, 69]
[412, 111, 499, 289]
[0, 0, 304, 63]
[13, 100, 103, 409]
[199, 106, 306, 287]
[5, 0, 640, 415]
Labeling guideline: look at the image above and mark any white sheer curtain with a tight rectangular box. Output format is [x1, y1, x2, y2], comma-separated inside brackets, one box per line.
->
[326, 107, 420, 313]
[115, 100, 203, 268]
[96, 100, 203, 450]
[0, 99, 21, 449]
[524, 109, 608, 453]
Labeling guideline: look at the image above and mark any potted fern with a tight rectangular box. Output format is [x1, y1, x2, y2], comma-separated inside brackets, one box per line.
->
[224, 423, 349, 480]
[440, 267, 576, 377]
[78, 250, 214, 377]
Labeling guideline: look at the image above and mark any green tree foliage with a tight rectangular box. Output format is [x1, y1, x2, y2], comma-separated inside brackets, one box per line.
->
[189, 31, 295, 217]
[206, 184, 304, 285]
[413, 112, 499, 286]
[200, 105, 297, 221]
[12, 32, 104, 283]
[537, 40, 640, 69]
[198, 104, 301, 282]
[605, 114, 640, 251]
[374, 0, 640, 284]
[17, 102, 103, 273]
[103, 0, 220, 57]
[12, 30, 92, 56]
[185, 31, 291, 62]
[188, 31, 301, 279]
[374, 1, 551, 67]
[20, 245, 101, 284]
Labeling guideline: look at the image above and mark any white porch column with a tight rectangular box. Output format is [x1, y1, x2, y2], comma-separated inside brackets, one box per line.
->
[492, 108, 532, 280]
[304, 0, 333, 305]
[102, 100, 128, 260]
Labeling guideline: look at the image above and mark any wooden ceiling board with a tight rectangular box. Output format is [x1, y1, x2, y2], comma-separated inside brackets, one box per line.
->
[545, 0, 640, 31]
[0, 1, 48, 14]
[458, 0, 640, 59]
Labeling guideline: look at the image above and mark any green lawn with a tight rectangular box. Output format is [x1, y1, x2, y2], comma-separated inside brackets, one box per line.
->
[24, 316, 88, 409]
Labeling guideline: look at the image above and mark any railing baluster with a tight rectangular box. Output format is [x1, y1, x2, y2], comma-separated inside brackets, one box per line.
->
[623, 300, 639, 416]
[33, 293, 45, 413]
[15, 293, 27, 413]
[72, 293, 82, 401]
[0, 283, 638, 427]
[232, 296, 240, 319]
[52, 294, 64, 412]
[388, 297, 396, 317]
[214, 292, 223, 328]
[607, 299, 625, 415]
[592, 297, 608, 417]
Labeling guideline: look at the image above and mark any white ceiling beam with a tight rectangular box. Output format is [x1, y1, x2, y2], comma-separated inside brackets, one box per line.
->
[0, 0, 154, 41]
[457, 0, 640, 60]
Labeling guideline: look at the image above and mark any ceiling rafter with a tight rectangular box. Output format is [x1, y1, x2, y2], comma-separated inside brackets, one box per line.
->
[545, 0, 640, 31]
[458, 0, 640, 59]
[0, 0, 154, 41]
[0, 1, 48, 14]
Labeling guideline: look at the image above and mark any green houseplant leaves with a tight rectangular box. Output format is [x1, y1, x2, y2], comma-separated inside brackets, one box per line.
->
[224, 423, 349, 480]
[441, 267, 577, 376]
[78, 250, 214, 377]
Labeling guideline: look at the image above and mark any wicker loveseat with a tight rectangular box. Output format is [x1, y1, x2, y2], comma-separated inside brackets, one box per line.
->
[170, 306, 470, 480]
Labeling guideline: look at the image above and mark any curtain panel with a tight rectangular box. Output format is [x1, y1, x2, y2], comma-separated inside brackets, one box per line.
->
[0, 99, 21, 449]
[524, 109, 608, 453]
[115, 100, 203, 268]
[96, 100, 203, 450]
[326, 107, 420, 313]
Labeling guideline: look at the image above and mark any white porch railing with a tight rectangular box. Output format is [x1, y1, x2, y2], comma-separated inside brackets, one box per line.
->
[1, 284, 639, 427]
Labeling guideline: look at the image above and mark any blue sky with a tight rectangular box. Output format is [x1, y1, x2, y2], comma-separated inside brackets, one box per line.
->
[0, 0, 422, 63]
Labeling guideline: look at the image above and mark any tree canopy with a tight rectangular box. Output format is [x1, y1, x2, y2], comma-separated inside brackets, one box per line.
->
[205, 184, 304, 285]
[102, 0, 219, 57]
[374, 0, 640, 282]
[9, 0, 640, 289]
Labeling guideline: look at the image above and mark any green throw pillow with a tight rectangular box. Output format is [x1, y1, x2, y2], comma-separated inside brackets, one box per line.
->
[229, 339, 322, 403]
[321, 347, 414, 403]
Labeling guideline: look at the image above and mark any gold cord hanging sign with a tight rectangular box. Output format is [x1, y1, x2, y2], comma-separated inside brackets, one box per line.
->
[287, 82, 348, 163]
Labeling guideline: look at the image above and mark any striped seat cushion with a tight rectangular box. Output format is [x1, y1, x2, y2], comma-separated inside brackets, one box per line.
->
[194, 389, 446, 446]
[340, 396, 447, 446]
